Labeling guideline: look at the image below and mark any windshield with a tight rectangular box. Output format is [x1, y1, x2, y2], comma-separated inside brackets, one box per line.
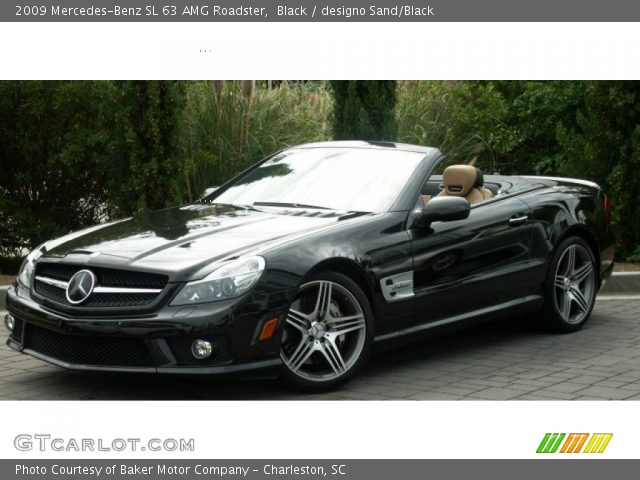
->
[211, 147, 425, 212]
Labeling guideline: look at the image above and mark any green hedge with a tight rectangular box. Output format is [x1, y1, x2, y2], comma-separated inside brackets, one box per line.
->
[1, 80, 639, 274]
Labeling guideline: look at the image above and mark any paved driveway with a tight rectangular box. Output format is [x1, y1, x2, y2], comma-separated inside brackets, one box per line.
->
[1, 299, 639, 400]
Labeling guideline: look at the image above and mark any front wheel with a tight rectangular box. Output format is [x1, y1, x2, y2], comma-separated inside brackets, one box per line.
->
[280, 272, 374, 391]
[543, 236, 597, 332]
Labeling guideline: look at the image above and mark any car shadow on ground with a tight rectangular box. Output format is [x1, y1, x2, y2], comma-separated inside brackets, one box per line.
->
[7, 314, 557, 400]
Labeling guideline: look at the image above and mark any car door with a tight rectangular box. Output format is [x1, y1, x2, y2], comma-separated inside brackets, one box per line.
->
[410, 196, 533, 325]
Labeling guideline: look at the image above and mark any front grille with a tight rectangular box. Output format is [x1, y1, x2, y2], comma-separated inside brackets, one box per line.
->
[33, 262, 168, 310]
[34, 280, 66, 304]
[34, 280, 159, 308]
[166, 335, 231, 365]
[36, 263, 167, 289]
[10, 318, 24, 342]
[23, 323, 153, 367]
[77, 292, 159, 308]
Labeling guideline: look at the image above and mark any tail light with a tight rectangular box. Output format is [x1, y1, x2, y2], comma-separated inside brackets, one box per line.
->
[603, 193, 612, 225]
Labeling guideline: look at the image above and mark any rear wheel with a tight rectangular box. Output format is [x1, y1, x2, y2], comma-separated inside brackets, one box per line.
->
[543, 236, 597, 332]
[280, 272, 373, 391]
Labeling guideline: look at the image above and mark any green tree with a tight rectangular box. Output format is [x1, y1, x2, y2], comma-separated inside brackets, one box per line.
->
[397, 81, 586, 174]
[330, 81, 397, 141]
[557, 81, 640, 257]
[487, 81, 586, 174]
[398, 80, 640, 258]
[0, 81, 109, 259]
[102, 81, 187, 215]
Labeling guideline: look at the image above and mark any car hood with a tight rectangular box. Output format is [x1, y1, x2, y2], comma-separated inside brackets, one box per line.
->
[43, 204, 351, 277]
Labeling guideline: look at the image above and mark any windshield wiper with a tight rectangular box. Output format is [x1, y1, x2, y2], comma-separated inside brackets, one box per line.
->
[252, 201, 332, 210]
[202, 201, 261, 212]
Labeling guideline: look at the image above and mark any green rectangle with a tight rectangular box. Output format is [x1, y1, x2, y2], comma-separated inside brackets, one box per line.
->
[549, 433, 566, 453]
[542, 434, 558, 453]
[537, 433, 552, 453]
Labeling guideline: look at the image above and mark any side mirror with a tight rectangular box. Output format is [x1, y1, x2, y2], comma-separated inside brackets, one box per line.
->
[200, 186, 219, 200]
[414, 196, 470, 228]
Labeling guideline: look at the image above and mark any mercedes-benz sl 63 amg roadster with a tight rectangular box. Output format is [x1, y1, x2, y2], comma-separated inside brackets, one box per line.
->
[5, 141, 615, 390]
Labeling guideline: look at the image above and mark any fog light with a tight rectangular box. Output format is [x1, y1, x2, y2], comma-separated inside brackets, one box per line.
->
[191, 339, 213, 359]
[4, 314, 15, 333]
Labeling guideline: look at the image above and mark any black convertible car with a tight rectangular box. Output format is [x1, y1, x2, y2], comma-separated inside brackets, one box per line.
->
[5, 141, 615, 390]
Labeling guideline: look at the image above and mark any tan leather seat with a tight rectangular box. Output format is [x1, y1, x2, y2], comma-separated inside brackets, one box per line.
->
[436, 165, 493, 205]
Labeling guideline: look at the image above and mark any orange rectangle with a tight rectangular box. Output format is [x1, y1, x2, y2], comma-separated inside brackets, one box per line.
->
[560, 434, 576, 453]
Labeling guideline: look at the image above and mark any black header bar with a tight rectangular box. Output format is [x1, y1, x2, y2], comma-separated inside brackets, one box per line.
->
[5, 0, 640, 22]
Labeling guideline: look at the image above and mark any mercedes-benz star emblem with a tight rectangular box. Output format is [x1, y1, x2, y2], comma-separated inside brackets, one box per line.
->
[65, 269, 97, 304]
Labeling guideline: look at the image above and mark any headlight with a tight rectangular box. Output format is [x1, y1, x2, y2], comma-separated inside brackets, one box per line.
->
[17, 246, 44, 288]
[170, 256, 266, 306]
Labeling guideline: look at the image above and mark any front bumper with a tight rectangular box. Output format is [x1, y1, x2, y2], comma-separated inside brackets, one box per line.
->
[5, 283, 292, 375]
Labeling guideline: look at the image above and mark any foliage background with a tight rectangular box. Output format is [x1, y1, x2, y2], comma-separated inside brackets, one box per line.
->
[1, 80, 639, 272]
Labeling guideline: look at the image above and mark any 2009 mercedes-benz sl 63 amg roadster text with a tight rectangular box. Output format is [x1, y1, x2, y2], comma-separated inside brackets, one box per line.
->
[5, 141, 615, 390]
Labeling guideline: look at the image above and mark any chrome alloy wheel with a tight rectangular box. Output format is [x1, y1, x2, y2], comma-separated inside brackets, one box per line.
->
[553, 244, 596, 325]
[280, 280, 367, 382]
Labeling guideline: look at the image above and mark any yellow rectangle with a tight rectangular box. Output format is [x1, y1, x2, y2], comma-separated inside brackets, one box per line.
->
[597, 433, 613, 453]
[583, 434, 598, 453]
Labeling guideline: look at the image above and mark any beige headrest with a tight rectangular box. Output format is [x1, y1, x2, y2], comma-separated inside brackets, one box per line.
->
[442, 165, 478, 197]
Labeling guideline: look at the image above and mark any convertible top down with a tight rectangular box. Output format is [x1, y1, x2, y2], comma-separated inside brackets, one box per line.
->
[5, 141, 615, 390]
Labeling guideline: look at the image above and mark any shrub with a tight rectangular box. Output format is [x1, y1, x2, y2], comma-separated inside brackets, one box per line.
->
[101, 81, 187, 215]
[0, 81, 110, 259]
[330, 81, 397, 141]
[0, 81, 189, 266]
[397, 80, 640, 258]
[2, 80, 639, 268]
[627, 245, 640, 264]
[558, 82, 640, 257]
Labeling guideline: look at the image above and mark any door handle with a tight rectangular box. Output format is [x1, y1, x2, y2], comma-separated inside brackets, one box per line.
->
[508, 214, 529, 226]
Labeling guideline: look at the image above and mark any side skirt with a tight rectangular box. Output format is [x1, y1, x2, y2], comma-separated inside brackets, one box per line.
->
[374, 294, 544, 343]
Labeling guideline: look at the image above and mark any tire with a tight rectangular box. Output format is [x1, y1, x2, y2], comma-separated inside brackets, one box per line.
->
[542, 236, 598, 333]
[279, 271, 374, 391]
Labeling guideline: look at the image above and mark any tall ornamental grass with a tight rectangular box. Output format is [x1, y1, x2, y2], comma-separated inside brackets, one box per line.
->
[181, 81, 332, 201]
